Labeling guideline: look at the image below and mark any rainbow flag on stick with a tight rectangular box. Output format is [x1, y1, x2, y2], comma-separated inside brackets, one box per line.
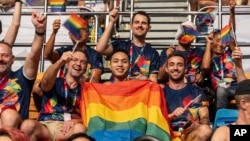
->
[50, 0, 66, 12]
[178, 25, 200, 43]
[63, 13, 88, 39]
[183, 26, 200, 37]
[196, 7, 217, 30]
[81, 80, 180, 141]
[221, 24, 234, 44]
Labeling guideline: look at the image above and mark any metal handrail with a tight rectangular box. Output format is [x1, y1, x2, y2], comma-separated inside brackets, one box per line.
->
[2, 0, 250, 71]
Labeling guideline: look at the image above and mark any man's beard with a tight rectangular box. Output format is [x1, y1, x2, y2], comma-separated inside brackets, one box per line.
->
[0, 61, 11, 74]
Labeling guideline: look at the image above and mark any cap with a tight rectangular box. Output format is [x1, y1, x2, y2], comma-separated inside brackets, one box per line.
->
[235, 79, 250, 95]
[181, 21, 197, 30]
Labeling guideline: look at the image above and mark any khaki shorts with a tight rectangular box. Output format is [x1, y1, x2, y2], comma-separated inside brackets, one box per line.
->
[39, 121, 64, 141]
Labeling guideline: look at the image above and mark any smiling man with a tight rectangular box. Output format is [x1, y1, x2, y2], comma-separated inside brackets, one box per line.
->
[104, 49, 130, 84]
[96, 8, 160, 82]
[20, 50, 87, 141]
[163, 52, 212, 141]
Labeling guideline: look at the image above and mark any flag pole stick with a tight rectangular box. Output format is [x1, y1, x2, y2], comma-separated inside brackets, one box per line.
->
[231, 23, 238, 47]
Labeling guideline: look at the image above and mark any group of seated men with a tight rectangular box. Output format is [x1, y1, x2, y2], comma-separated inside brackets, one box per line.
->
[0, 0, 249, 140]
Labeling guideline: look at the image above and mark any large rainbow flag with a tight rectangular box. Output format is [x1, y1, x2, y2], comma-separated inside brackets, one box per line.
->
[81, 80, 180, 141]
[63, 13, 88, 39]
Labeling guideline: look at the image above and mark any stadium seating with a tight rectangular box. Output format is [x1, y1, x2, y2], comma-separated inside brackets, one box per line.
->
[213, 108, 238, 130]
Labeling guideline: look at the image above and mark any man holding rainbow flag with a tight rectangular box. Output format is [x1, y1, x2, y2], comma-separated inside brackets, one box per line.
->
[163, 52, 212, 141]
[202, 0, 238, 111]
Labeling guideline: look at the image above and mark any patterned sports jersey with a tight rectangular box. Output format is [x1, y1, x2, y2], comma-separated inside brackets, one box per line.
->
[210, 47, 237, 91]
[38, 78, 81, 121]
[163, 84, 208, 131]
[0, 67, 35, 119]
[111, 40, 160, 77]
[56, 46, 103, 79]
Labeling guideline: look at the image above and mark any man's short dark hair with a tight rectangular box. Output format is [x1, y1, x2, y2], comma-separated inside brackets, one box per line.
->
[110, 48, 130, 60]
[132, 11, 151, 25]
[166, 52, 186, 66]
[0, 41, 12, 49]
[67, 133, 96, 141]
[74, 48, 89, 62]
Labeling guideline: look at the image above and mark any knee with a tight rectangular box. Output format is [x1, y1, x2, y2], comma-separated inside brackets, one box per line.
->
[216, 87, 227, 98]
[20, 119, 38, 135]
[197, 125, 213, 139]
[1, 109, 22, 128]
[73, 123, 86, 134]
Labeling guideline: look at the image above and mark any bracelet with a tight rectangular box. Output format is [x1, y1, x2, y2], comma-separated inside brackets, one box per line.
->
[35, 31, 45, 36]
[15, 0, 21, 2]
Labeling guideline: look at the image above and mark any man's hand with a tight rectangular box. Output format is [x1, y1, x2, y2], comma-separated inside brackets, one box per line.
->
[31, 11, 46, 33]
[166, 46, 175, 57]
[206, 33, 213, 44]
[60, 51, 73, 64]
[169, 107, 186, 119]
[195, 73, 203, 83]
[232, 46, 242, 67]
[60, 120, 75, 135]
[229, 0, 236, 10]
[181, 122, 199, 134]
[109, 7, 119, 24]
[128, 72, 148, 80]
[52, 19, 61, 34]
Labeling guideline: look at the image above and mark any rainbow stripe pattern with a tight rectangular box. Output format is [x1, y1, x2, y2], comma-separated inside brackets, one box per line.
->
[63, 13, 88, 39]
[221, 24, 233, 44]
[178, 26, 199, 43]
[196, 7, 217, 30]
[81, 80, 180, 141]
[50, 0, 66, 12]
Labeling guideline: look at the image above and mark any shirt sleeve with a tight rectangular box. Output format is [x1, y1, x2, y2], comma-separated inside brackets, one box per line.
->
[159, 48, 167, 67]
[55, 46, 72, 58]
[149, 49, 160, 73]
[89, 50, 104, 70]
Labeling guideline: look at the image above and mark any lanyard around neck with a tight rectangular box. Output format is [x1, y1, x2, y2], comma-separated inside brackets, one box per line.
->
[0, 74, 9, 88]
[129, 43, 145, 76]
[63, 79, 78, 107]
[212, 56, 224, 80]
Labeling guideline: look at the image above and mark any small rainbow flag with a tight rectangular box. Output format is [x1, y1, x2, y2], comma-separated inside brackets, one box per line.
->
[183, 26, 200, 37]
[178, 26, 199, 43]
[63, 13, 88, 39]
[196, 7, 217, 29]
[81, 80, 180, 141]
[50, 0, 66, 12]
[25, 0, 39, 6]
[221, 24, 233, 44]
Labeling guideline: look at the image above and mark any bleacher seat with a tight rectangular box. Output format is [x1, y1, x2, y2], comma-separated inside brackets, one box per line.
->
[213, 109, 238, 130]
